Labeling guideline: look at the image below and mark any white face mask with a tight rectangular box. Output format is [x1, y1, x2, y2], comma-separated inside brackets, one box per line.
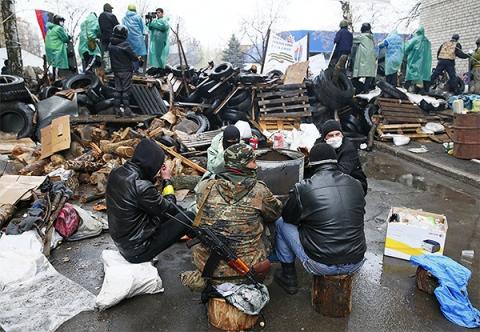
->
[326, 137, 343, 149]
[59, 21, 64, 27]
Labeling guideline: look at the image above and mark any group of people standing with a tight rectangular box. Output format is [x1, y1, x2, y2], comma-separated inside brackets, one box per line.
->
[44, 3, 170, 78]
[331, 20, 480, 94]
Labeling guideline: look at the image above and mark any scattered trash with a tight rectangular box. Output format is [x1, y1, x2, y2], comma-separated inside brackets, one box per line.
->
[408, 146, 429, 153]
[384, 207, 448, 261]
[461, 250, 474, 265]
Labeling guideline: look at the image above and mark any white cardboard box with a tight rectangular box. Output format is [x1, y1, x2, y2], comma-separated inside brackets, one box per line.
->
[384, 207, 448, 261]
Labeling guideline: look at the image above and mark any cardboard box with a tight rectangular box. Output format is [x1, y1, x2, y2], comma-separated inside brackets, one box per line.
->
[384, 207, 448, 261]
[40, 115, 71, 159]
[0, 175, 47, 205]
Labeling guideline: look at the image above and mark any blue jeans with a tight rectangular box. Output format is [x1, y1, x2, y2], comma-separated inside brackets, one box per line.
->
[275, 218, 364, 276]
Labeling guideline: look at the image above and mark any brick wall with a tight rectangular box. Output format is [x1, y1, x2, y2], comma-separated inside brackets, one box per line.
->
[420, 0, 480, 76]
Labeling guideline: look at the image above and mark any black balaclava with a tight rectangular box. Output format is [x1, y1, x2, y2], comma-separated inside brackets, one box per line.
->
[131, 138, 165, 181]
[222, 125, 240, 149]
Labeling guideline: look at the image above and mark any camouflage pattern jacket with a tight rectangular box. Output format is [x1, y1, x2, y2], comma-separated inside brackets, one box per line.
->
[193, 174, 282, 280]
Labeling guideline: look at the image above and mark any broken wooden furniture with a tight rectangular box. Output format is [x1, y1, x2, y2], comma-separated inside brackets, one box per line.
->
[415, 266, 438, 295]
[207, 297, 258, 331]
[376, 123, 430, 141]
[311, 274, 353, 317]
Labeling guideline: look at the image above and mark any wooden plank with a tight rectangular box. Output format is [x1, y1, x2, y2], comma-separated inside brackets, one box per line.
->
[258, 95, 309, 106]
[157, 142, 206, 174]
[260, 110, 311, 118]
[257, 88, 306, 99]
[259, 104, 310, 113]
[383, 117, 427, 124]
[173, 102, 212, 108]
[71, 114, 155, 124]
[379, 124, 421, 129]
[213, 86, 241, 115]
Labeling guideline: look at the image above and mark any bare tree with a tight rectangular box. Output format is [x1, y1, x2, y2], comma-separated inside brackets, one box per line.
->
[1, 0, 23, 75]
[239, 0, 287, 64]
[396, 1, 421, 28]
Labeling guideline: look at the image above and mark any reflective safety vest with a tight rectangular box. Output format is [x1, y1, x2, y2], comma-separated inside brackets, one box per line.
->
[438, 41, 457, 60]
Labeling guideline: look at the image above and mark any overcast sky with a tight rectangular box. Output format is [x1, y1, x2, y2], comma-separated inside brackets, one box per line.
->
[16, 0, 418, 50]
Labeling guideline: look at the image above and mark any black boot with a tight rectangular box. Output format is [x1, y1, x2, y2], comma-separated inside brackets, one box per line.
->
[274, 262, 298, 294]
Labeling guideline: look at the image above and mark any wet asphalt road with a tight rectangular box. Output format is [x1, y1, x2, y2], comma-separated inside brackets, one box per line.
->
[52, 151, 480, 332]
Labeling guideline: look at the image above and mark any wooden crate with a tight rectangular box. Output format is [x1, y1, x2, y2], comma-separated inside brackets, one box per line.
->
[256, 83, 311, 118]
[377, 97, 426, 124]
[259, 118, 301, 131]
[176, 129, 222, 149]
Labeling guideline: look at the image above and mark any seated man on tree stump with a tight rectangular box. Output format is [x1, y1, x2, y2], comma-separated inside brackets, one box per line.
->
[181, 143, 282, 290]
[274, 143, 366, 294]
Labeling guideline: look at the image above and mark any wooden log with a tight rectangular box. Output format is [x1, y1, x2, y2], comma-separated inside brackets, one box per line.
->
[207, 298, 258, 331]
[115, 146, 135, 158]
[172, 175, 201, 191]
[80, 192, 105, 204]
[65, 160, 104, 172]
[0, 204, 16, 228]
[100, 139, 139, 155]
[18, 159, 48, 176]
[415, 266, 438, 295]
[311, 274, 353, 317]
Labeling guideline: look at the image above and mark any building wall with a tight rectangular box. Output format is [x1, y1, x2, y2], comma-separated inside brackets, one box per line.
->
[420, 0, 480, 76]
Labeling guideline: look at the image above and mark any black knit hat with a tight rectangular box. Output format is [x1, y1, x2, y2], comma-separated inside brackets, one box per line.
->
[321, 120, 342, 138]
[132, 138, 165, 181]
[309, 143, 337, 166]
[223, 125, 240, 149]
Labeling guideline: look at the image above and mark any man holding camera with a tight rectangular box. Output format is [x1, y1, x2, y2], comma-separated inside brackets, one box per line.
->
[147, 8, 170, 72]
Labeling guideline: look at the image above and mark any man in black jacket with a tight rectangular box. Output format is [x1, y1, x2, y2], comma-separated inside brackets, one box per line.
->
[98, 3, 119, 51]
[108, 25, 139, 116]
[274, 143, 366, 294]
[318, 120, 368, 195]
[106, 138, 193, 263]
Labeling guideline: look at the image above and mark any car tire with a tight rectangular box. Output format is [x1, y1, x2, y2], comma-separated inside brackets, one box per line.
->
[93, 98, 115, 112]
[63, 73, 101, 92]
[39, 86, 61, 100]
[227, 90, 250, 106]
[313, 69, 354, 110]
[186, 113, 210, 133]
[0, 101, 35, 139]
[377, 80, 408, 100]
[209, 62, 233, 81]
[230, 94, 252, 112]
[0, 75, 31, 102]
[238, 74, 265, 84]
[220, 108, 248, 123]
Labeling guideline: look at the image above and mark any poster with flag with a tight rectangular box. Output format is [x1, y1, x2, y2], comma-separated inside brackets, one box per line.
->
[262, 32, 308, 74]
[35, 9, 53, 41]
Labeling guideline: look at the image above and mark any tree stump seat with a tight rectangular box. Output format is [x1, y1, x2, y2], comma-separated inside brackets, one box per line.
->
[207, 297, 259, 331]
[311, 274, 353, 317]
[415, 266, 439, 295]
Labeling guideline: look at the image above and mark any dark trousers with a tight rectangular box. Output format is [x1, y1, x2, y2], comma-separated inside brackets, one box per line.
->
[113, 71, 133, 110]
[431, 59, 456, 86]
[127, 211, 194, 263]
[386, 72, 398, 86]
[82, 52, 101, 72]
[329, 50, 350, 68]
[352, 77, 375, 93]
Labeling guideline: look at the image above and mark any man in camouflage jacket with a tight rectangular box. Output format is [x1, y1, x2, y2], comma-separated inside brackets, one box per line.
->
[189, 143, 282, 286]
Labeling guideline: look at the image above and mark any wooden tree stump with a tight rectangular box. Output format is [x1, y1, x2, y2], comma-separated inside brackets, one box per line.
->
[415, 267, 438, 295]
[207, 298, 258, 331]
[311, 274, 353, 317]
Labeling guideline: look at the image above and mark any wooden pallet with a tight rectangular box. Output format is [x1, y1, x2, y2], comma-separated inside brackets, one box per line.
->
[376, 123, 430, 140]
[256, 84, 311, 118]
[259, 118, 301, 131]
[377, 97, 426, 124]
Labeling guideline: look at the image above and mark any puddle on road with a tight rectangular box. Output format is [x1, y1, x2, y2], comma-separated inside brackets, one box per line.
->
[362, 152, 480, 305]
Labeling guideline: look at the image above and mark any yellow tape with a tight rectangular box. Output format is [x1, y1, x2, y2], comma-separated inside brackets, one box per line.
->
[385, 237, 428, 256]
[162, 184, 174, 196]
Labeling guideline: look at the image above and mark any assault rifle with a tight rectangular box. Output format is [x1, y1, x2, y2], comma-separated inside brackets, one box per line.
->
[165, 209, 261, 287]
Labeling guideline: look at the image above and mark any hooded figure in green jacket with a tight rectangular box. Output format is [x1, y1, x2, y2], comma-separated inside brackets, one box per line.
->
[147, 8, 170, 69]
[45, 15, 70, 72]
[404, 27, 432, 89]
[352, 23, 377, 93]
[78, 12, 102, 71]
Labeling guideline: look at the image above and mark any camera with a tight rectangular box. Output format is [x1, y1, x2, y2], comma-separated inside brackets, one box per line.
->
[145, 12, 157, 24]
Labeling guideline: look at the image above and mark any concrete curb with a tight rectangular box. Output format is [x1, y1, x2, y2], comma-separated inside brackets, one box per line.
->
[374, 141, 480, 189]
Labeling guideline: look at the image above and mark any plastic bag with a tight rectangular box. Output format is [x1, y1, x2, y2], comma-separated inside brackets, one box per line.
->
[54, 203, 80, 238]
[95, 250, 164, 310]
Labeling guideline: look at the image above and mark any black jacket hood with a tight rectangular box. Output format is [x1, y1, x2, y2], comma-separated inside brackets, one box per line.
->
[131, 139, 165, 181]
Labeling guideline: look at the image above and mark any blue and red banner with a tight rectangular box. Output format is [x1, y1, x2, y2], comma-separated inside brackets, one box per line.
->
[35, 9, 53, 41]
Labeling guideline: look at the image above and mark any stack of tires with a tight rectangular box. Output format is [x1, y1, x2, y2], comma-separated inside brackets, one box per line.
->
[62, 73, 115, 113]
[312, 68, 354, 111]
[219, 89, 252, 125]
[0, 75, 35, 139]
